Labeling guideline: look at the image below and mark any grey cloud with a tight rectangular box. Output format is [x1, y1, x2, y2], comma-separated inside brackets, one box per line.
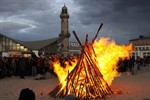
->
[0, 21, 31, 33]
[71, 0, 150, 44]
[0, 0, 52, 14]
[0, 0, 60, 41]
[113, 0, 150, 13]
[73, 0, 150, 24]
[0, 0, 150, 44]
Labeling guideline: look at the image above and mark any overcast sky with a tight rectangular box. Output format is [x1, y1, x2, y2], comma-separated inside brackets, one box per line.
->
[0, 0, 150, 44]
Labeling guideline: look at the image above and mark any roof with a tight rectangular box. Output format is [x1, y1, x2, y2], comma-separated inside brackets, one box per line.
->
[129, 35, 150, 41]
[0, 33, 64, 50]
[0, 33, 21, 44]
[62, 5, 67, 9]
[20, 37, 63, 50]
[61, 4, 68, 14]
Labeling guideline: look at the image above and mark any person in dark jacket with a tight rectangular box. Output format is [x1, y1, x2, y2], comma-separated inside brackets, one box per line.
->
[0, 57, 6, 78]
[19, 58, 26, 79]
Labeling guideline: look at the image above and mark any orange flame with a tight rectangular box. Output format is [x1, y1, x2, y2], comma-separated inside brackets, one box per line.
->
[93, 37, 132, 85]
[52, 37, 132, 87]
[53, 58, 77, 83]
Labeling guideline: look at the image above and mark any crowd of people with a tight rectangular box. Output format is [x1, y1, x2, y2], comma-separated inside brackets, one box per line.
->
[0, 55, 52, 79]
[117, 56, 150, 73]
[0, 54, 150, 79]
[0, 54, 78, 79]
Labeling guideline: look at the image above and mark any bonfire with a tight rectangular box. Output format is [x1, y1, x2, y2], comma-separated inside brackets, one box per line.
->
[49, 23, 132, 99]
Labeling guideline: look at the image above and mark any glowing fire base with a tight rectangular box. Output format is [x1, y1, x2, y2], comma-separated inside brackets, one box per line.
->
[49, 51, 113, 99]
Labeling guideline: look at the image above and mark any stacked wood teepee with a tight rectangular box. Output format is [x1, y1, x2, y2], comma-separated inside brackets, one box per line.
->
[49, 23, 113, 99]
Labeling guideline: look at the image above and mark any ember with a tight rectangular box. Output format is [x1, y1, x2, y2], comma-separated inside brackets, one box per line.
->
[49, 23, 132, 99]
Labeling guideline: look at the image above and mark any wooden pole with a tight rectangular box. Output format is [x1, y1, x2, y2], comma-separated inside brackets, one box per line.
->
[92, 23, 103, 43]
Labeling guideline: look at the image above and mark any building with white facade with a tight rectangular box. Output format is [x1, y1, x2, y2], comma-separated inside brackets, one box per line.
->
[129, 35, 150, 59]
[69, 42, 81, 55]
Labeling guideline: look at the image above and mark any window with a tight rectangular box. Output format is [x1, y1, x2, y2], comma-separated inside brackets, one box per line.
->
[142, 47, 145, 50]
[0, 37, 2, 51]
[9, 40, 13, 49]
[20, 46, 24, 50]
[24, 48, 28, 51]
[132, 53, 135, 56]
[134, 47, 137, 51]
[16, 44, 20, 50]
[146, 47, 149, 50]
[6, 38, 9, 45]
[2, 37, 6, 45]
[12, 42, 17, 50]
[0, 44, 2, 51]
